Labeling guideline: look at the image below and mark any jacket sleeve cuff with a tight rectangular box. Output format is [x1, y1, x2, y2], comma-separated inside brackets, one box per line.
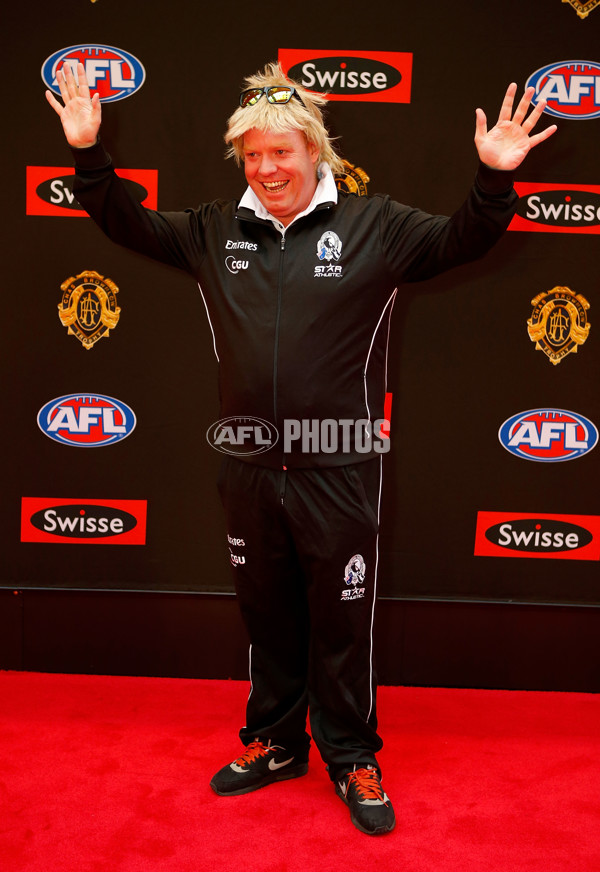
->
[70, 138, 112, 171]
[475, 161, 515, 196]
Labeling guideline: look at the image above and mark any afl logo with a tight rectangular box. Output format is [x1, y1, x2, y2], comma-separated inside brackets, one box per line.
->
[42, 45, 146, 103]
[206, 416, 278, 456]
[38, 394, 136, 447]
[498, 408, 598, 462]
[526, 60, 600, 119]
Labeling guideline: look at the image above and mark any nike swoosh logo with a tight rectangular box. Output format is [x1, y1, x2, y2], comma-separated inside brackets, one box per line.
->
[358, 794, 389, 806]
[268, 756, 294, 771]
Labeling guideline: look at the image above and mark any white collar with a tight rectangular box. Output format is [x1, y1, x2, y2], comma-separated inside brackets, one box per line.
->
[238, 162, 338, 232]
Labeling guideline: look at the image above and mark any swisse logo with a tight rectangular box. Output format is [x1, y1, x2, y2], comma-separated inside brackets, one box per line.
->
[279, 49, 412, 103]
[21, 497, 147, 545]
[474, 511, 600, 561]
[509, 183, 600, 234]
[294, 57, 401, 94]
[225, 256, 249, 275]
[206, 417, 278, 456]
[526, 60, 600, 119]
[38, 394, 136, 447]
[42, 44, 146, 103]
[498, 409, 598, 462]
[26, 167, 158, 217]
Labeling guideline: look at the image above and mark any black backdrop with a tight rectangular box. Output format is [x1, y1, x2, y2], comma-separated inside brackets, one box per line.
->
[4, 0, 599, 605]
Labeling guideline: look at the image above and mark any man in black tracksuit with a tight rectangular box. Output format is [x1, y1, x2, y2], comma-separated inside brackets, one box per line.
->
[46, 61, 556, 836]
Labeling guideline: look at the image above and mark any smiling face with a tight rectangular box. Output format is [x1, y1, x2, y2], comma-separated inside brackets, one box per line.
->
[243, 127, 320, 227]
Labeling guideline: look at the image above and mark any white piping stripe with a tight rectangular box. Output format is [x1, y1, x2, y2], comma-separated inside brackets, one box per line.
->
[367, 453, 383, 723]
[382, 287, 397, 410]
[365, 291, 397, 723]
[197, 281, 220, 362]
[247, 643, 254, 703]
[363, 289, 398, 423]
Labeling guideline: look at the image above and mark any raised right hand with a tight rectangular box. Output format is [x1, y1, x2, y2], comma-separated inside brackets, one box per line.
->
[45, 61, 101, 148]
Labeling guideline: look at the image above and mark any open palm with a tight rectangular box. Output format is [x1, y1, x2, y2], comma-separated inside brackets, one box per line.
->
[475, 84, 557, 171]
[45, 62, 101, 149]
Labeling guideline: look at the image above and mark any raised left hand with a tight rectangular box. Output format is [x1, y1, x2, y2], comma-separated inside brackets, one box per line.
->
[475, 83, 557, 171]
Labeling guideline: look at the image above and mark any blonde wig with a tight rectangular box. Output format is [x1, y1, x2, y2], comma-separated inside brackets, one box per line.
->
[224, 62, 345, 174]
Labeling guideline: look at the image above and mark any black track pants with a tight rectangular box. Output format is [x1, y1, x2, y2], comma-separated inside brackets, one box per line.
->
[217, 455, 384, 781]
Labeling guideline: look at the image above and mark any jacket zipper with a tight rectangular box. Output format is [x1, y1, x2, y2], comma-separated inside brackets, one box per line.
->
[235, 205, 333, 471]
[274, 233, 286, 470]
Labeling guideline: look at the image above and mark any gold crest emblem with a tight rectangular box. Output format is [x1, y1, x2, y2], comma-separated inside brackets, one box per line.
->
[527, 286, 590, 365]
[562, 0, 600, 18]
[58, 270, 121, 350]
[334, 160, 370, 197]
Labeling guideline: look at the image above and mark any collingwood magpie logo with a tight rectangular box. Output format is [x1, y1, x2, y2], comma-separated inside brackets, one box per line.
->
[317, 231, 342, 261]
[315, 231, 343, 278]
[341, 554, 366, 600]
[527, 286, 591, 365]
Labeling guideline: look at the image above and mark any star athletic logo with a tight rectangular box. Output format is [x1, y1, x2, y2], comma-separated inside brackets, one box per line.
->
[341, 554, 366, 600]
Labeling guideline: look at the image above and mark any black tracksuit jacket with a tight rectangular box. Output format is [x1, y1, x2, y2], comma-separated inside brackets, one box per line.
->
[72, 141, 518, 468]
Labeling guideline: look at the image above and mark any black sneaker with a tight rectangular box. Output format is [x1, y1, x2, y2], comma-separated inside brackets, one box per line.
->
[335, 765, 396, 835]
[210, 739, 308, 796]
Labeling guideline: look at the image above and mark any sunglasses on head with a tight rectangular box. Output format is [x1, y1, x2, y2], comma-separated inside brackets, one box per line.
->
[239, 86, 304, 108]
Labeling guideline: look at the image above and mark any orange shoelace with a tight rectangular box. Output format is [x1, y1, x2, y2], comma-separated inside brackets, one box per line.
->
[233, 741, 271, 768]
[347, 767, 387, 803]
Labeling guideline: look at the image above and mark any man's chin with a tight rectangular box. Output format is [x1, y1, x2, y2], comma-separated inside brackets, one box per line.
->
[259, 199, 292, 221]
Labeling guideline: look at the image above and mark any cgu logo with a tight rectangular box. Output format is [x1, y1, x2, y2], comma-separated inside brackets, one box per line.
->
[42, 44, 146, 103]
[498, 409, 598, 461]
[526, 60, 600, 119]
[278, 49, 412, 103]
[509, 183, 600, 234]
[225, 256, 249, 275]
[38, 394, 136, 447]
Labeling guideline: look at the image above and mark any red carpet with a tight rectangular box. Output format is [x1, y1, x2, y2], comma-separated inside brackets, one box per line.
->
[0, 672, 599, 871]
